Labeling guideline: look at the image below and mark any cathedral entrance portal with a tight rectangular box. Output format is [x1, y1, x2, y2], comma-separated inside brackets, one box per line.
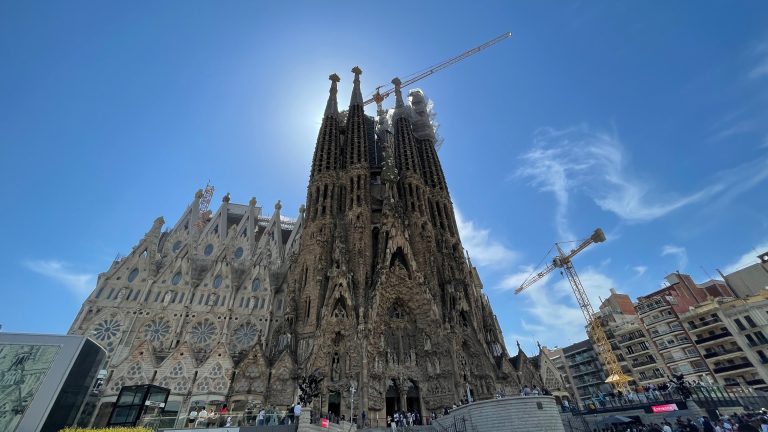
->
[406, 380, 421, 415]
[328, 390, 341, 418]
[385, 380, 400, 418]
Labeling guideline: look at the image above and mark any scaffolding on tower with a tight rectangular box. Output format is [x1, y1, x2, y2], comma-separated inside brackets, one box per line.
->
[194, 182, 215, 231]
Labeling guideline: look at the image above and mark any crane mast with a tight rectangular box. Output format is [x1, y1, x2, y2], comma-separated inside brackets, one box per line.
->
[516, 228, 630, 389]
[365, 31, 512, 113]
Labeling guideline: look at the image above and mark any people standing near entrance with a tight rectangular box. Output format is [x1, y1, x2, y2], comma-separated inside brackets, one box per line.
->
[293, 402, 302, 421]
[187, 407, 198, 428]
[195, 407, 208, 428]
[257, 407, 266, 426]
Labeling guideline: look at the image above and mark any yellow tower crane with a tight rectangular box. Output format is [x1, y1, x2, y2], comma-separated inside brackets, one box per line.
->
[515, 228, 630, 389]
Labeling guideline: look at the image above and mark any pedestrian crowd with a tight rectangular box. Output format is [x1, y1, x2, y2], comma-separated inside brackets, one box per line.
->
[387, 409, 423, 430]
[590, 410, 768, 432]
[184, 402, 302, 428]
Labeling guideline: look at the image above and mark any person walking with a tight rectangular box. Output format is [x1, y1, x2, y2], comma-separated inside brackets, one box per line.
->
[293, 403, 302, 422]
[257, 407, 266, 426]
[187, 407, 198, 428]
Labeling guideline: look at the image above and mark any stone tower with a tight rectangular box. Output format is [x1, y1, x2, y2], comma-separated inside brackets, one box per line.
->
[277, 68, 515, 418]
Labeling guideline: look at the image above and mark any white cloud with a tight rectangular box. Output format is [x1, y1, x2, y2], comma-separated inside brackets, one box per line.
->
[516, 126, 768, 232]
[723, 241, 768, 274]
[633, 265, 648, 277]
[23, 259, 95, 298]
[516, 126, 723, 232]
[455, 208, 518, 268]
[749, 43, 768, 79]
[661, 245, 688, 271]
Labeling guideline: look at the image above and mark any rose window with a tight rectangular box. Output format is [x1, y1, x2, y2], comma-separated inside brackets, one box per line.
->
[197, 378, 211, 392]
[92, 318, 122, 342]
[173, 379, 189, 393]
[212, 378, 227, 393]
[188, 320, 217, 345]
[127, 362, 142, 377]
[210, 362, 223, 377]
[169, 362, 185, 377]
[233, 323, 259, 347]
[144, 318, 171, 343]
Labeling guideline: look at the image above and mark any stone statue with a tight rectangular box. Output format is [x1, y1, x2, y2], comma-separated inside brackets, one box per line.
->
[207, 293, 219, 306]
[163, 290, 173, 307]
[116, 287, 128, 302]
[331, 352, 340, 381]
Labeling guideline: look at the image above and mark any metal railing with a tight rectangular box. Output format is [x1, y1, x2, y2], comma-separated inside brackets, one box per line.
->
[694, 331, 732, 344]
[138, 410, 299, 430]
[644, 314, 676, 326]
[688, 317, 721, 330]
[704, 348, 743, 359]
[713, 362, 754, 374]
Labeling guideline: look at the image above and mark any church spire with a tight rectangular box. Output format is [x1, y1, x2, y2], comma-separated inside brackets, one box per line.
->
[325, 73, 340, 118]
[392, 77, 404, 108]
[350, 66, 363, 106]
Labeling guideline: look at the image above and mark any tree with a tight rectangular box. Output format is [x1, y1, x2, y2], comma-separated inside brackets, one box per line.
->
[298, 369, 324, 406]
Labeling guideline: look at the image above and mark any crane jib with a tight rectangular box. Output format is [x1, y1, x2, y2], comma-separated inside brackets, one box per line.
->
[362, 31, 512, 107]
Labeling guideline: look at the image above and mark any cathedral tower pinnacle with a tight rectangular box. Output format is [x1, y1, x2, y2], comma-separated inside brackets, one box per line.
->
[350, 66, 363, 106]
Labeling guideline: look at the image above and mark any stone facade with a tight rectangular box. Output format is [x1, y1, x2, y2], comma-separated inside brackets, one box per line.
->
[69, 69, 545, 426]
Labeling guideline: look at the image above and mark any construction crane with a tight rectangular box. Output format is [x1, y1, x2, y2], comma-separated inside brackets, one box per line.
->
[194, 182, 215, 231]
[364, 31, 512, 114]
[516, 228, 631, 389]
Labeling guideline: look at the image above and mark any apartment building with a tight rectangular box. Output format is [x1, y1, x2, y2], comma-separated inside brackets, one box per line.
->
[721, 251, 768, 298]
[596, 289, 663, 386]
[682, 293, 768, 391]
[562, 339, 607, 408]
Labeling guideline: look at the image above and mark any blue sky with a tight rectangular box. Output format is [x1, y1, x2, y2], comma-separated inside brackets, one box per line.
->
[1, 1, 767, 353]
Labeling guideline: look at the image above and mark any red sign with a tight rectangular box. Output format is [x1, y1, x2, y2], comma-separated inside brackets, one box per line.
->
[321, 418, 329, 428]
[651, 403, 679, 413]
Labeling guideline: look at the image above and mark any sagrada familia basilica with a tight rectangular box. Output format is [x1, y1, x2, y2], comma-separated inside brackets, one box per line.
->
[69, 68, 565, 426]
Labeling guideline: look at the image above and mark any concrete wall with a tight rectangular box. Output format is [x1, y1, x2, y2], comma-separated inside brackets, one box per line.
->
[432, 396, 565, 432]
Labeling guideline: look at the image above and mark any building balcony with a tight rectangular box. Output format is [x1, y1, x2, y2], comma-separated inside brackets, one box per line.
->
[703, 348, 743, 359]
[619, 334, 644, 345]
[713, 362, 754, 374]
[658, 340, 693, 351]
[631, 358, 657, 368]
[688, 317, 722, 331]
[576, 379, 603, 388]
[637, 301, 669, 315]
[664, 352, 701, 364]
[571, 367, 601, 377]
[644, 314, 676, 326]
[651, 326, 685, 338]
[747, 379, 767, 386]
[626, 347, 652, 357]
[633, 360, 660, 370]
[694, 331, 733, 345]
[567, 355, 598, 366]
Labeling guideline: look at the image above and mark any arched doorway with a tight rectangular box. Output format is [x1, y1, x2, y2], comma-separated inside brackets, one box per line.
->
[406, 380, 421, 415]
[328, 390, 341, 418]
[385, 380, 400, 418]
